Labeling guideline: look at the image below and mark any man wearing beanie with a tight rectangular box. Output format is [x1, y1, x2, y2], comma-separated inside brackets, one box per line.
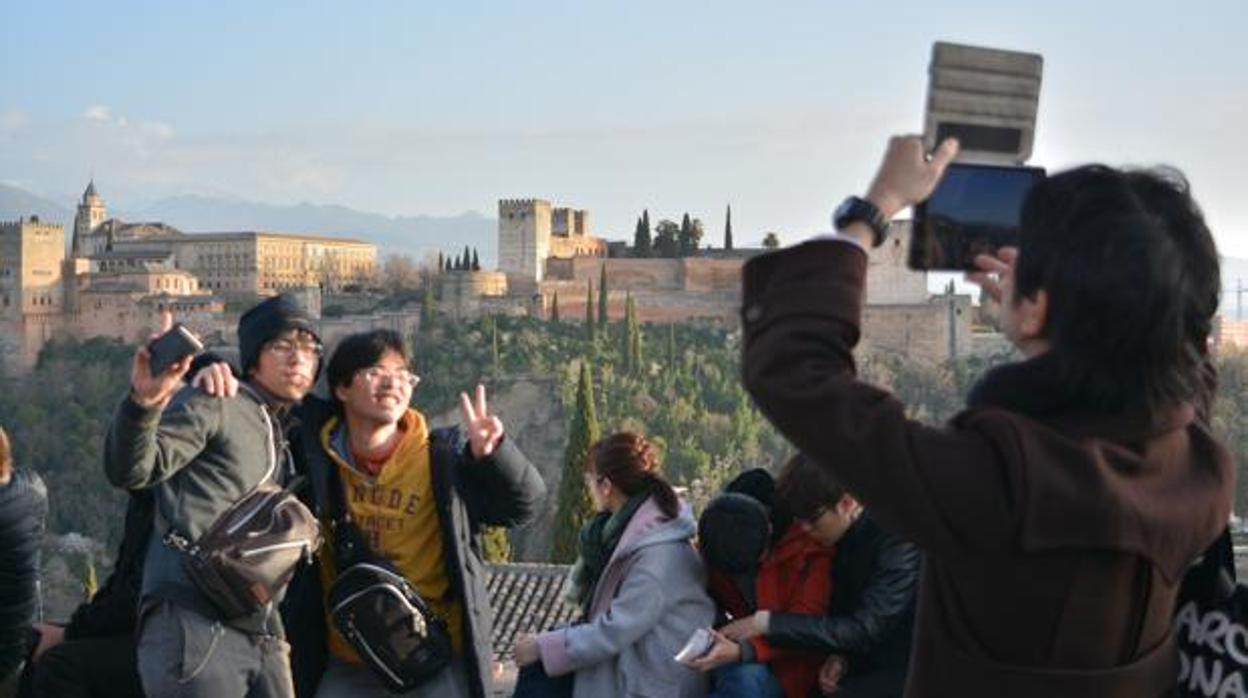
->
[104, 294, 323, 697]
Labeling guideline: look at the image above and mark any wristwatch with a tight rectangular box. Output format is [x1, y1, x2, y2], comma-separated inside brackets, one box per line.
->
[833, 196, 889, 247]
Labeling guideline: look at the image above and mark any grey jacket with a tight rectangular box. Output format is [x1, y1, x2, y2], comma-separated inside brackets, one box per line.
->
[105, 384, 288, 634]
[538, 497, 714, 698]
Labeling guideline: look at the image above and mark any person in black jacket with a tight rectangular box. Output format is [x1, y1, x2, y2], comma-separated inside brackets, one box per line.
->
[0, 425, 48, 698]
[21, 491, 153, 698]
[700, 454, 918, 697]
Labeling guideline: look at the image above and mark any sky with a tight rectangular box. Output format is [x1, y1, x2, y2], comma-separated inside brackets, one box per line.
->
[2, 0, 1247, 256]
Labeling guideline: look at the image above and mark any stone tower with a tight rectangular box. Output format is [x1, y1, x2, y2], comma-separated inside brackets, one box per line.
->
[0, 216, 66, 367]
[497, 199, 552, 282]
[72, 179, 107, 256]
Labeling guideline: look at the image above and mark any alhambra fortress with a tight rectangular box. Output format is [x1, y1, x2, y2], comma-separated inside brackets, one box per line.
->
[1, 182, 1013, 371]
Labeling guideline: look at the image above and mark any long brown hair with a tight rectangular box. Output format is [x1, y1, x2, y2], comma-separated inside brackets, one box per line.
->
[585, 432, 679, 519]
[0, 425, 11, 481]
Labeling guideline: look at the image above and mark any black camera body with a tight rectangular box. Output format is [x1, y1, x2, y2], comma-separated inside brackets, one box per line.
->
[147, 323, 204, 376]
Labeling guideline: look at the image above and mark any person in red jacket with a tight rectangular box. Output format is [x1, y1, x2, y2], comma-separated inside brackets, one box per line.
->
[696, 460, 834, 698]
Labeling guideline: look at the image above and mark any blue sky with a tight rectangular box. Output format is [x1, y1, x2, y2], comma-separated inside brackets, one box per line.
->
[2, 1, 1246, 254]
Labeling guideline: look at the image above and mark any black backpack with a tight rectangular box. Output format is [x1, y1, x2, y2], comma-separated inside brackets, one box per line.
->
[323, 439, 453, 693]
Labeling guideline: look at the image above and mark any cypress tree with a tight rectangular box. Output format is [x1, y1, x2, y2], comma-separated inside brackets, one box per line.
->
[444, 257, 452, 272]
[642, 209, 651, 241]
[552, 361, 601, 562]
[437, 251, 445, 274]
[462, 245, 471, 272]
[550, 291, 560, 322]
[472, 248, 481, 271]
[634, 214, 652, 257]
[629, 293, 643, 375]
[679, 213, 693, 256]
[667, 323, 677, 373]
[491, 316, 501, 377]
[585, 281, 596, 341]
[621, 290, 633, 371]
[421, 278, 436, 329]
[598, 264, 609, 327]
[724, 204, 734, 250]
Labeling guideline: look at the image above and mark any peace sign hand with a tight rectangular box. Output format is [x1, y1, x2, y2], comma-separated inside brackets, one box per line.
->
[459, 384, 505, 460]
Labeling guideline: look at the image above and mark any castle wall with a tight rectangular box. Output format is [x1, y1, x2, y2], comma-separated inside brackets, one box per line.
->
[680, 258, 744, 294]
[861, 293, 973, 363]
[865, 221, 930, 306]
[548, 235, 606, 260]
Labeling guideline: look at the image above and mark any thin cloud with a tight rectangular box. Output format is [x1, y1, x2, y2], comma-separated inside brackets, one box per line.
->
[83, 105, 113, 122]
[0, 109, 28, 132]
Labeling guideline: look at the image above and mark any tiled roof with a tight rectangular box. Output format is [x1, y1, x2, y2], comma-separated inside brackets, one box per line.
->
[486, 562, 578, 663]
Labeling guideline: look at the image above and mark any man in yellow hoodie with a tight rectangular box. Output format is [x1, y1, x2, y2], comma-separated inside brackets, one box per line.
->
[311, 329, 546, 698]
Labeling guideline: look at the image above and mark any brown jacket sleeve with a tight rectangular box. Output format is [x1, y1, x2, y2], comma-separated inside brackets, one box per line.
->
[741, 240, 1027, 556]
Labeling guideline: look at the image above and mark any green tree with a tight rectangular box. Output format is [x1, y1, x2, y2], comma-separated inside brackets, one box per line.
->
[633, 214, 652, 257]
[667, 323, 678, 373]
[585, 281, 596, 341]
[679, 213, 692, 256]
[625, 293, 643, 376]
[724, 205, 733, 250]
[491, 316, 501, 377]
[81, 553, 99, 601]
[654, 220, 679, 258]
[598, 264, 609, 328]
[437, 251, 445, 274]
[550, 291, 560, 322]
[482, 526, 511, 563]
[471, 248, 481, 271]
[420, 277, 436, 329]
[552, 361, 601, 562]
[762, 232, 781, 250]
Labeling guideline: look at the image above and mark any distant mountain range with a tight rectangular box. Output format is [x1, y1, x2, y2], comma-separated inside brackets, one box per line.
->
[0, 183, 497, 267]
[0, 184, 73, 225]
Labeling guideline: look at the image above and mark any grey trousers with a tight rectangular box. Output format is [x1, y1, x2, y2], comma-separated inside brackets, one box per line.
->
[137, 602, 294, 698]
[314, 656, 470, 698]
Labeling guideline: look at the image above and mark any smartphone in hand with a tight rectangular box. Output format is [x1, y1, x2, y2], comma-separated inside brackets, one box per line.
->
[147, 323, 204, 376]
[674, 628, 715, 665]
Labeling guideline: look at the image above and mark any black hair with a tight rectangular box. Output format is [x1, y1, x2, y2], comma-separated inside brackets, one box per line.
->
[326, 329, 410, 408]
[1013, 165, 1219, 413]
[772, 453, 846, 529]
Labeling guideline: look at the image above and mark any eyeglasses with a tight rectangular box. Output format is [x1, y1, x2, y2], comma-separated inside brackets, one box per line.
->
[356, 366, 420, 388]
[264, 338, 324, 360]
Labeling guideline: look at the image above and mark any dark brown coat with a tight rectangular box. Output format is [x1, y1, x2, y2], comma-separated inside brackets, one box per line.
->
[740, 240, 1234, 698]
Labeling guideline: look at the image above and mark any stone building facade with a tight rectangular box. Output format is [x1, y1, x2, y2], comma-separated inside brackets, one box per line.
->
[71, 182, 378, 295]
